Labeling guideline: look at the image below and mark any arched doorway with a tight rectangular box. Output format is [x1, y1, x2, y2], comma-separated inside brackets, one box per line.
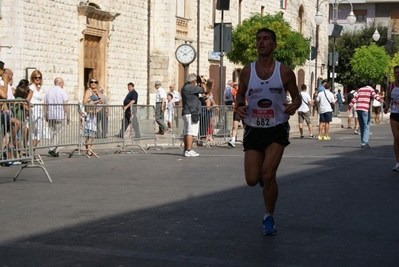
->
[77, 4, 119, 99]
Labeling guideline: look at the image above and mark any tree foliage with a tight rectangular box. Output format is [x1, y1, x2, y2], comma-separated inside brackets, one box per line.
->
[331, 24, 399, 87]
[226, 12, 310, 68]
[389, 52, 399, 82]
[350, 43, 390, 84]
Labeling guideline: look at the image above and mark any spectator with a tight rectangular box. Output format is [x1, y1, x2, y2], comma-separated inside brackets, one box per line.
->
[372, 89, 382, 124]
[96, 87, 108, 138]
[228, 82, 240, 147]
[348, 80, 383, 148]
[27, 70, 45, 154]
[317, 79, 327, 93]
[154, 81, 168, 134]
[316, 83, 335, 140]
[223, 80, 234, 106]
[181, 73, 205, 157]
[116, 82, 140, 138]
[166, 93, 174, 132]
[168, 84, 181, 128]
[336, 89, 344, 113]
[83, 78, 103, 156]
[346, 86, 359, 133]
[45, 77, 69, 157]
[298, 84, 314, 139]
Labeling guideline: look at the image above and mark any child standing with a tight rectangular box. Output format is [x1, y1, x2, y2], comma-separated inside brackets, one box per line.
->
[166, 93, 174, 132]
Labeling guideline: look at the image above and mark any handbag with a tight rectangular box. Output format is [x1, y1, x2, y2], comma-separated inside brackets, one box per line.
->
[191, 111, 199, 123]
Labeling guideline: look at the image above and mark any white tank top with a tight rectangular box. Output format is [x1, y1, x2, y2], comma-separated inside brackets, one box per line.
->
[244, 60, 289, 128]
[390, 85, 399, 114]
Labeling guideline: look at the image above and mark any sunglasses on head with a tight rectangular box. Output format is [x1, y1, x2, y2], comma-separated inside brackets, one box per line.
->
[90, 80, 98, 84]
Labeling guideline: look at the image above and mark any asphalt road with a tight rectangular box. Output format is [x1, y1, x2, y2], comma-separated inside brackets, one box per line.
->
[1, 119, 398, 267]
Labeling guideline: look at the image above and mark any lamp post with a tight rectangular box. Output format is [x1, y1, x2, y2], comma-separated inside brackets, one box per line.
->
[315, 0, 356, 105]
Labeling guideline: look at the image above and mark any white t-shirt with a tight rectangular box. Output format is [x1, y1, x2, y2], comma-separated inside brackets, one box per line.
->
[45, 85, 68, 120]
[316, 90, 335, 114]
[156, 87, 166, 102]
[298, 91, 311, 113]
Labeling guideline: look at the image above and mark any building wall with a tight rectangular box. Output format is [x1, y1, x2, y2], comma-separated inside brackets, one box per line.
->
[0, 0, 326, 105]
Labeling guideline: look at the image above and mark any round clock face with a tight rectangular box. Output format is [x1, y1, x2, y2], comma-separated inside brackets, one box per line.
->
[175, 44, 196, 65]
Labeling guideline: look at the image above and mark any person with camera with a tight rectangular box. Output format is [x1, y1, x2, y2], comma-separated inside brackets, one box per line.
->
[181, 73, 206, 157]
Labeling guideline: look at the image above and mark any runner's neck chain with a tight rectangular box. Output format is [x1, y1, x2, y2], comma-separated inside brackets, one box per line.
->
[257, 60, 275, 73]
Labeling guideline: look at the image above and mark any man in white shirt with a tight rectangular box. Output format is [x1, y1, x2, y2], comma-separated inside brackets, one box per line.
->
[45, 77, 69, 157]
[316, 83, 335, 140]
[154, 81, 168, 134]
[297, 84, 314, 139]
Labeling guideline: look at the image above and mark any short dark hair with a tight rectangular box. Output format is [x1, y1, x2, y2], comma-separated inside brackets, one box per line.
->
[301, 84, 307, 90]
[256, 28, 277, 43]
[322, 79, 328, 84]
[367, 79, 375, 87]
[127, 82, 134, 87]
[0, 61, 4, 70]
[14, 84, 30, 98]
[18, 79, 29, 87]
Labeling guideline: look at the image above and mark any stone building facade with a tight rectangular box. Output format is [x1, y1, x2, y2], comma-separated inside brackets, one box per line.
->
[0, 0, 327, 105]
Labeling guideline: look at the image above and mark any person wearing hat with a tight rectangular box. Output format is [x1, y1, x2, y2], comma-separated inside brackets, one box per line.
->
[154, 81, 168, 134]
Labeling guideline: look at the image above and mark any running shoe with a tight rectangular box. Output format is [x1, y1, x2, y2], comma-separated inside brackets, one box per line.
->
[323, 135, 331, 140]
[300, 135, 304, 139]
[317, 135, 323, 140]
[263, 216, 277, 235]
[184, 150, 200, 157]
[309, 134, 314, 139]
[227, 141, 235, 148]
[392, 163, 399, 172]
[354, 130, 359, 135]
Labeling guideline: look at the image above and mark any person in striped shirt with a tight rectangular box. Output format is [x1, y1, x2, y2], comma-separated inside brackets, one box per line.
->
[348, 80, 384, 148]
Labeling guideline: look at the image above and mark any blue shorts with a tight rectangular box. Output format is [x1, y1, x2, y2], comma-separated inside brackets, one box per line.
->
[84, 129, 96, 138]
[319, 112, 333, 122]
[243, 122, 290, 152]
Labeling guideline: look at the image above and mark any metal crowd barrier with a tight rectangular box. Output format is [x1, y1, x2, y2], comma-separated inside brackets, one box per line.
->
[198, 105, 232, 147]
[124, 105, 158, 152]
[0, 99, 52, 183]
[170, 105, 184, 149]
[169, 105, 232, 149]
[75, 104, 126, 157]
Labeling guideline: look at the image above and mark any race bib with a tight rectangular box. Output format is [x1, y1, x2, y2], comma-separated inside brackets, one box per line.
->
[250, 108, 276, 128]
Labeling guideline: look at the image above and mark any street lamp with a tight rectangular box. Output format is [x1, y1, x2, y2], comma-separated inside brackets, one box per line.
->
[315, 0, 357, 116]
[372, 29, 381, 42]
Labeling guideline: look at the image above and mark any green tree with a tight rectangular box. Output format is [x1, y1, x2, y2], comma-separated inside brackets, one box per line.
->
[350, 43, 390, 84]
[389, 52, 399, 82]
[226, 12, 310, 68]
[331, 24, 399, 86]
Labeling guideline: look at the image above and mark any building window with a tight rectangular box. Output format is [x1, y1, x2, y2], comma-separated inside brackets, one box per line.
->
[176, 0, 186, 18]
[280, 0, 287, 10]
[354, 10, 367, 23]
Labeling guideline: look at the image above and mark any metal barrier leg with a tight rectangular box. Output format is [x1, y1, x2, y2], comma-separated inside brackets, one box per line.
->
[13, 164, 53, 183]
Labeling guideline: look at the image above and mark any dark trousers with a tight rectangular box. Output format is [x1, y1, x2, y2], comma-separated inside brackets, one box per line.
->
[96, 110, 108, 138]
[155, 102, 167, 132]
[120, 111, 140, 137]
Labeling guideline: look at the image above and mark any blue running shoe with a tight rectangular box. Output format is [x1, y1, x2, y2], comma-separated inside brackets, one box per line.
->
[263, 216, 277, 235]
